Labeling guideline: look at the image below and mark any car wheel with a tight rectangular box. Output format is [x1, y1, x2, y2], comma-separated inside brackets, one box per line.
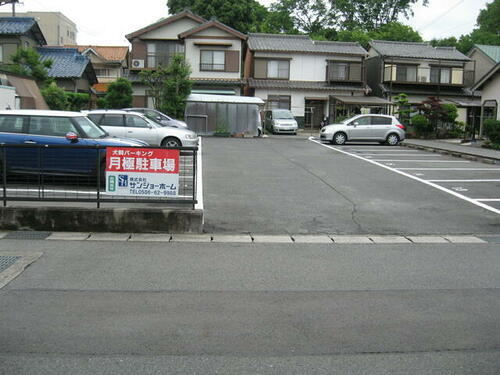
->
[386, 133, 400, 146]
[333, 132, 347, 145]
[161, 137, 182, 148]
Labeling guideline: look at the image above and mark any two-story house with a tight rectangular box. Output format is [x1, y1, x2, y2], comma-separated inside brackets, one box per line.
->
[0, 17, 46, 64]
[125, 10, 246, 108]
[366, 40, 477, 125]
[244, 34, 389, 127]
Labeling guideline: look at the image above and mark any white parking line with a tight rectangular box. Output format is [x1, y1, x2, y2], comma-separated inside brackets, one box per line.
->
[474, 199, 500, 202]
[360, 154, 442, 156]
[309, 137, 500, 215]
[397, 168, 500, 171]
[372, 160, 469, 163]
[428, 179, 500, 182]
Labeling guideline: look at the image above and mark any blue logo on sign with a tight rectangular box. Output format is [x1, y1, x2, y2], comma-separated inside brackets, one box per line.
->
[118, 175, 128, 187]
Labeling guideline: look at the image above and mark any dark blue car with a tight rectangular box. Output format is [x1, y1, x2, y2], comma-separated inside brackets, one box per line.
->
[0, 110, 148, 177]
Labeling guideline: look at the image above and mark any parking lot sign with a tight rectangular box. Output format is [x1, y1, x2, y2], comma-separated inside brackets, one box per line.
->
[105, 147, 180, 197]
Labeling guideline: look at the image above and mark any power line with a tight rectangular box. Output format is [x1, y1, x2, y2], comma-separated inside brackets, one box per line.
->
[418, 0, 469, 32]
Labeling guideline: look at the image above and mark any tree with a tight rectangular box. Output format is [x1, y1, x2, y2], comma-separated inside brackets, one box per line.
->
[161, 54, 193, 118]
[67, 92, 90, 111]
[41, 82, 68, 110]
[393, 93, 411, 125]
[267, 0, 336, 36]
[103, 78, 133, 109]
[167, 0, 269, 33]
[331, 0, 428, 31]
[140, 67, 170, 111]
[371, 22, 422, 43]
[5, 48, 52, 84]
[139, 55, 193, 118]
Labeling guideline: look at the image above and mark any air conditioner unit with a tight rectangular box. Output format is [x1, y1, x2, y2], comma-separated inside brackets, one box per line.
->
[132, 59, 145, 69]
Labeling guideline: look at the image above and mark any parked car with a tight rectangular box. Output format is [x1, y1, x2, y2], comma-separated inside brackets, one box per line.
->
[122, 108, 188, 129]
[85, 110, 198, 148]
[264, 109, 298, 135]
[320, 114, 405, 146]
[0, 110, 147, 176]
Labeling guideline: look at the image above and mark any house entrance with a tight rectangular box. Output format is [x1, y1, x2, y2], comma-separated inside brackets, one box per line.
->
[304, 100, 325, 129]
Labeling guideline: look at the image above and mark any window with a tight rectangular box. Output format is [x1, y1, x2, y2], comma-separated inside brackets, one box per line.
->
[147, 42, 184, 68]
[267, 95, 291, 110]
[125, 115, 149, 128]
[396, 65, 417, 82]
[267, 60, 289, 79]
[73, 116, 106, 138]
[430, 67, 452, 84]
[200, 50, 225, 71]
[331, 63, 349, 80]
[371, 116, 392, 125]
[0, 45, 3, 63]
[95, 68, 111, 77]
[29, 116, 78, 137]
[0, 115, 25, 133]
[350, 116, 371, 126]
[100, 115, 124, 127]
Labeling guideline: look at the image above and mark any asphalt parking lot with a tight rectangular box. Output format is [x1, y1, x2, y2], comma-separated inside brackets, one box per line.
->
[202, 136, 500, 235]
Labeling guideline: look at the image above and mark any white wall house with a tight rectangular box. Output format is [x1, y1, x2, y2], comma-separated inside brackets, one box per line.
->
[244, 34, 386, 128]
[126, 11, 246, 108]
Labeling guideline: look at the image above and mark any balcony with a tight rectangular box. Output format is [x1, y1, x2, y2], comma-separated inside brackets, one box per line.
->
[326, 61, 364, 83]
[383, 65, 474, 87]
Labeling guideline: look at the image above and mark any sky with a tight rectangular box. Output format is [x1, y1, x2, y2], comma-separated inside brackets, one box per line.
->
[0, 0, 492, 46]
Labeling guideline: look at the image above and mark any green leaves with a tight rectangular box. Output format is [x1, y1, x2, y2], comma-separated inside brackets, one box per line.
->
[104, 78, 133, 109]
[140, 55, 192, 119]
[6, 48, 52, 84]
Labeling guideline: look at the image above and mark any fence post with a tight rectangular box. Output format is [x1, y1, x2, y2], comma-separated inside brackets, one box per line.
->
[2, 146, 6, 207]
[96, 147, 101, 209]
[192, 148, 197, 210]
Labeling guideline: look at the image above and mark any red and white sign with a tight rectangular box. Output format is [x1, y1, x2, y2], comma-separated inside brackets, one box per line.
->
[105, 147, 180, 197]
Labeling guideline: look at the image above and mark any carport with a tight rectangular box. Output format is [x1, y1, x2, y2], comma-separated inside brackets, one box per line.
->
[329, 96, 392, 121]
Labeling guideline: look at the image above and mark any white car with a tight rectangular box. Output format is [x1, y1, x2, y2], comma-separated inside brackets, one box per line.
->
[85, 110, 198, 148]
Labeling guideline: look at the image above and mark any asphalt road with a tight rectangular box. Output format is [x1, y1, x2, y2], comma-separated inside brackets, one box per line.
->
[1, 239, 500, 374]
[202, 136, 500, 234]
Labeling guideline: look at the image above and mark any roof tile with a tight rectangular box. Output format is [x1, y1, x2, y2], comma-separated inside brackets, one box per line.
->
[38, 47, 91, 78]
[247, 33, 367, 55]
[370, 40, 470, 61]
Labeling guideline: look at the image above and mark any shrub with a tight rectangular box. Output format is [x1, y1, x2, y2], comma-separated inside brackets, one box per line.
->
[104, 78, 132, 109]
[66, 92, 90, 111]
[411, 114, 433, 137]
[484, 119, 500, 144]
[41, 82, 68, 110]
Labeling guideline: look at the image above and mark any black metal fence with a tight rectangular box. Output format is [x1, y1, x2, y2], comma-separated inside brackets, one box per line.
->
[0, 144, 198, 209]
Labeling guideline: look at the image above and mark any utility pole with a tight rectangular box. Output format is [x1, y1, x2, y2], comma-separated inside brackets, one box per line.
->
[0, 1, 19, 16]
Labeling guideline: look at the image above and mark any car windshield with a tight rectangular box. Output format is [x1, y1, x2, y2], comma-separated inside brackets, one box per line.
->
[75, 116, 107, 138]
[273, 110, 294, 119]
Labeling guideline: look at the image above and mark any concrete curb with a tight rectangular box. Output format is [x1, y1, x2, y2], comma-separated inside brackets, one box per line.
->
[0, 206, 204, 233]
[401, 142, 499, 165]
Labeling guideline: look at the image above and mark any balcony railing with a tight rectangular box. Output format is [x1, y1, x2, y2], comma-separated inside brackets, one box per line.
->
[383, 65, 474, 87]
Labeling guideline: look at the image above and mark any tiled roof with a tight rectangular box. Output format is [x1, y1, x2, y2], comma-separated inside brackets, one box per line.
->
[370, 40, 470, 61]
[0, 17, 36, 34]
[379, 83, 479, 97]
[475, 44, 500, 63]
[38, 47, 91, 78]
[248, 78, 367, 92]
[179, 20, 246, 40]
[247, 33, 367, 55]
[66, 45, 129, 62]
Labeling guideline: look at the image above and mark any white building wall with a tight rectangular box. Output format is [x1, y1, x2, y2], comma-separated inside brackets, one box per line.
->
[186, 38, 242, 79]
[141, 18, 201, 40]
[254, 52, 362, 82]
[481, 73, 500, 121]
[0, 85, 17, 110]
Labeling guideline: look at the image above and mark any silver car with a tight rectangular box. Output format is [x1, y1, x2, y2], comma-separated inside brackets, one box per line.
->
[264, 109, 298, 135]
[122, 108, 188, 129]
[86, 110, 198, 148]
[320, 114, 405, 146]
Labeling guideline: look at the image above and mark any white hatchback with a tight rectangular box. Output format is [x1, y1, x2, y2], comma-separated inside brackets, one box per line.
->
[85, 110, 198, 148]
[320, 114, 406, 146]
